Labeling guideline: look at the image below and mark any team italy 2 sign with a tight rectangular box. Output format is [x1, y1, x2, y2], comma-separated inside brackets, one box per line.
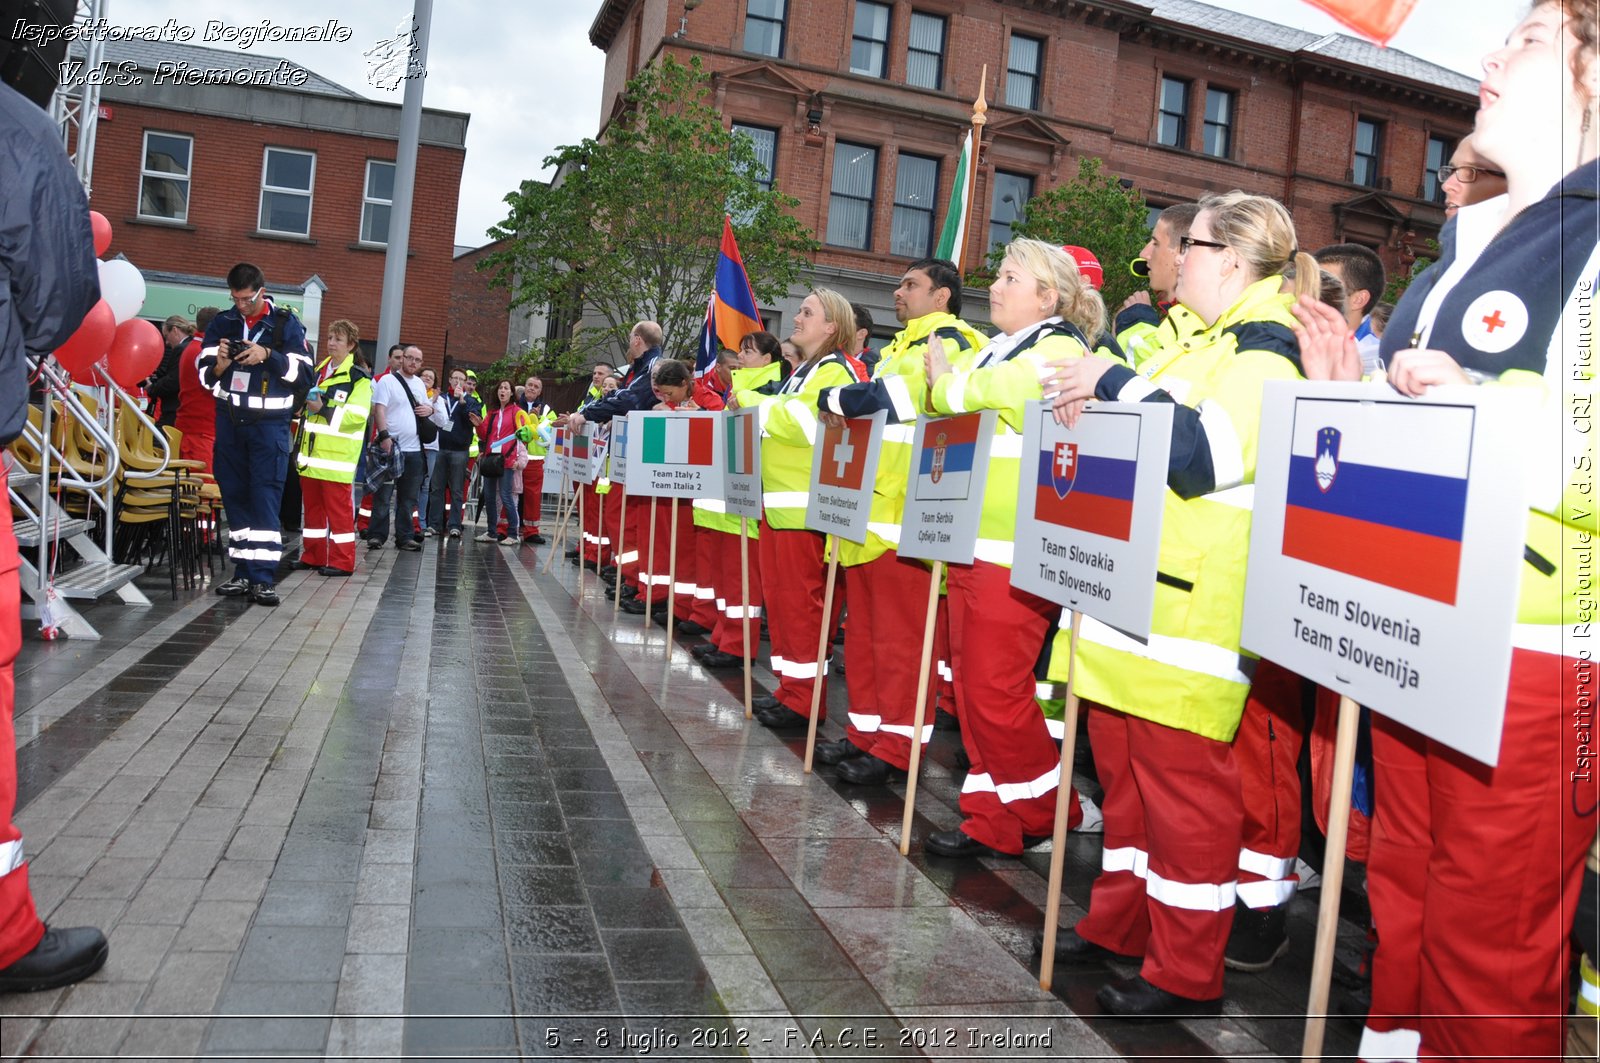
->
[1242, 382, 1529, 765]
[1011, 401, 1173, 637]
[623, 411, 724, 500]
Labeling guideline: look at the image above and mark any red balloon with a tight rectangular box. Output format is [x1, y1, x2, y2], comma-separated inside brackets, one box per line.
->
[53, 299, 116, 377]
[89, 211, 111, 257]
[105, 318, 164, 389]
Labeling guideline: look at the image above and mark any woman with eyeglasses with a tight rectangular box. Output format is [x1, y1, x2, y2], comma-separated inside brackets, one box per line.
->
[1439, 136, 1508, 218]
[1038, 193, 1313, 1017]
[1292, 4, 1598, 1058]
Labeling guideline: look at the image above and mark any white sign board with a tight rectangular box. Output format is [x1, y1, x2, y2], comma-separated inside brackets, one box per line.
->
[566, 425, 600, 486]
[588, 425, 610, 485]
[546, 424, 569, 483]
[900, 411, 996, 564]
[609, 415, 630, 486]
[624, 410, 724, 500]
[1010, 401, 1173, 638]
[722, 408, 763, 520]
[804, 411, 887, 544]
[1242, 382, 1529, 765]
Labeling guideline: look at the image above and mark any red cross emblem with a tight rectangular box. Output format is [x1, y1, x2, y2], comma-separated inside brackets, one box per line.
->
[1482, 310, 1507, 333]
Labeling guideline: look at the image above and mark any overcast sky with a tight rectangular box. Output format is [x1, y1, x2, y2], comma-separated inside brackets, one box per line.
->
[108, 0, 1498, 248]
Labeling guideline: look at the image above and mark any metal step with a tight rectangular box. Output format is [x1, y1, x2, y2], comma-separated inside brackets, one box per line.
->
[13, 515, 92, 549]
[6, 470, 39, 492]
[49, 561, 143, 600]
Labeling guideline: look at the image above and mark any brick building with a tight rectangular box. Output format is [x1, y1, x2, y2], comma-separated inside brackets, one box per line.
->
[588, 0, 1477, 335]
[77, 39, 468, 371]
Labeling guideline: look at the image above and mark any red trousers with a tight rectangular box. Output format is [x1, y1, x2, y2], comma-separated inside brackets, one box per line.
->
[945, 561, 1065, 852]
[597, 486, 620, 568]
[614, 488, 643, 589]
[1235, 659, 1307, 909]
[1075, 704, 1242, 1000]
[520, 458, 545, 535]
[0, 465, 45, 968]
[298, 475, 357, 573]
[690, 525, 723, 630]
[665, 505, 697, 616]
[580, 481, 608, 563]
[757, 522, 842, 718]
[178, 430, 215, 476]
[711, 525, 763, 658]
[843, 552, 940, 771]
[1362, 648, 1594, 1063]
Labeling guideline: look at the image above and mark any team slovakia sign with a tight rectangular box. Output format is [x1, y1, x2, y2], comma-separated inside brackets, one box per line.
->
[900, 411, 996, 564]
[805, 411, 887, 544]
[625, 410, 724, 500]
[1243, 383, 1528, 765]
[1011, 401, 1172, 637]
[722, 408, 763, 520]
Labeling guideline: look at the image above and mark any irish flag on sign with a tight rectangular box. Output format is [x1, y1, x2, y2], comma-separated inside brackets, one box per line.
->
[642, 416, 715, 467]
[726, 412, 756, 476]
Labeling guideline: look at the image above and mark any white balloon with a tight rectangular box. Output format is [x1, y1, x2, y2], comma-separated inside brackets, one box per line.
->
[98, 258, 147, 325]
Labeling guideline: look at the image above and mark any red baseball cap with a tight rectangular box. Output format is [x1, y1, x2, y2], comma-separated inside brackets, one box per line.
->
[1060, 245, 1104, 290]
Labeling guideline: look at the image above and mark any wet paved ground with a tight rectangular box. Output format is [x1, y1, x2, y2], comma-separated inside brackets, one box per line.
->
[3, 522, 1367, 1060]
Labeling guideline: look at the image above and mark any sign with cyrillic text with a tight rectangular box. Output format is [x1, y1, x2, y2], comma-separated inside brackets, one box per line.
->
[1011, 401, 1172, 637]
[624, 410, 724, 500]
[722, 408, 763, 520]
[1243, 382, 1528, 765]
[805, 410, 886, 544]
[900, 411, 995, 564]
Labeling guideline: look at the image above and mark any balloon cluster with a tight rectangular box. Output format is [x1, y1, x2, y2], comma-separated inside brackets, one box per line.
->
[52, 211, 164, 389]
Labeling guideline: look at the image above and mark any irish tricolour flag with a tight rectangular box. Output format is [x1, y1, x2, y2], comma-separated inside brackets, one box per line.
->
[642, 417, 715, 467]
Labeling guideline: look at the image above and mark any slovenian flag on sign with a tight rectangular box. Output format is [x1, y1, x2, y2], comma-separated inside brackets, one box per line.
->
[819, 419, 871, 490]
[1034, 438, 1136, 541]
[915, 414, 981, 502]
[694, 217, 764, 379]
[726, 413, 756, 476]
[1281, 398, 1470, 605]
[642, 417, 715, 467]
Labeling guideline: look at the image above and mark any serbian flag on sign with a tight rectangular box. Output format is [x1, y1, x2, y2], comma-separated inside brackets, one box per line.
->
[1282, 398, 1470, 605]
[726, 413, 757, 476]
[1034, 437, 1136, 541]
[642, 416, 714, 467]
[819, 419, 872, 491]
[1300, 0, 1417, 44]
[915, 414, 982, 502]
[694, 216, 764, 379]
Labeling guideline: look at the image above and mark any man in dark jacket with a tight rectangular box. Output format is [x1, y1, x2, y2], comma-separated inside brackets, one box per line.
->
[0, 80, 110, 994]
[142, 315, 193, 426]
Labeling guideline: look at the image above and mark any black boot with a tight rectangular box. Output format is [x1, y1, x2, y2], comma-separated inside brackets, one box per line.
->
[0, 927, 109, 993]
[1223, 901, 1289, 972]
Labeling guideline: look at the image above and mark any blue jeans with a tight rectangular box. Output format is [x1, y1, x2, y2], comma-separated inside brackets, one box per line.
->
[368, 449, 424, 546]
[480, 468, 517, 539]
[416, 448, 438, 532]
[430, 448, 469, 531]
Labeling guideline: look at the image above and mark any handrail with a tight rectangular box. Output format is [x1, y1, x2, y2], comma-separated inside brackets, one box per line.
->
[27, 356, 122, 491]
[95, 367, 173, 480]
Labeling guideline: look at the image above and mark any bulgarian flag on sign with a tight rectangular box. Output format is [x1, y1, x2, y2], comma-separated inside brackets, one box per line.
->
[1301, 0, 1417, 44]
[934, 130, 972, 263]
[642, 417, 714, 467]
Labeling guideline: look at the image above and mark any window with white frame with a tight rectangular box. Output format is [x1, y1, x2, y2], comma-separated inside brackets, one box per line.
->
[139, 131, 192, 222]
[259, 147, 315, 236]
[361, 160, 395, 244]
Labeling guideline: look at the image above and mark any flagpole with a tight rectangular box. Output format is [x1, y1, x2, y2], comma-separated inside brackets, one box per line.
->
[955, 66, 989, 277]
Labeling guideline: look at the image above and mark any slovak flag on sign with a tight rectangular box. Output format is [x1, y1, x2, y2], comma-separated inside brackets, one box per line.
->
[641, 416, 715, 467]
[725, 411, 757, 476]
[819, 419, 872, 490]
[1033, 436, 1136, 541]
[1282, 399, 1471, 605]
[915, 414, 982, 502]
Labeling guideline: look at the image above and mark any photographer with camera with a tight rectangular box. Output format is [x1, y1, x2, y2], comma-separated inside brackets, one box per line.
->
[197, 262, 313, 607]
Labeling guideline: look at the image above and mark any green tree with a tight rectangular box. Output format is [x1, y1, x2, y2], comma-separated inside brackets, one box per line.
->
[482, 56, 816, 379]
[978, 156, 1150, 316]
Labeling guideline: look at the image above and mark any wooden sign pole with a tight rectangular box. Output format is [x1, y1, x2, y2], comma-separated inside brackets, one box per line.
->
[1302, 694, 1360, 1063]
[898, 561, 945, 856]
[576, 486, 587, 596]
[666, 497, 679, 650]
[643, 497, 659, 629]
[613, 490, 628, 614]
[1038, 609, 1083, 991]
[740, 517, 754, 719]
[803, 537, 841, 773]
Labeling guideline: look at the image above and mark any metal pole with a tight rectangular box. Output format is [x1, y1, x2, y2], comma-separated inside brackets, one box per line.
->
[375, 0, 434, 374]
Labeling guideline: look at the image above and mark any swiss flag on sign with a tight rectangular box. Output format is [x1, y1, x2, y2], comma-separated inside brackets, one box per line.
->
[819, 419, 871, 491]
[1301, 0, 1416, 44]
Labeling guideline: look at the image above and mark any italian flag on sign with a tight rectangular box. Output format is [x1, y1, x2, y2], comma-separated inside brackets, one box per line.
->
[642, 417, 714, 467]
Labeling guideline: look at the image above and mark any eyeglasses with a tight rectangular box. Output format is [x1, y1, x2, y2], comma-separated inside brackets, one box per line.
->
[1178, 236, 1228, 254]
[230, 289, 262, 306]
[1437, 164, 1505, 184]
